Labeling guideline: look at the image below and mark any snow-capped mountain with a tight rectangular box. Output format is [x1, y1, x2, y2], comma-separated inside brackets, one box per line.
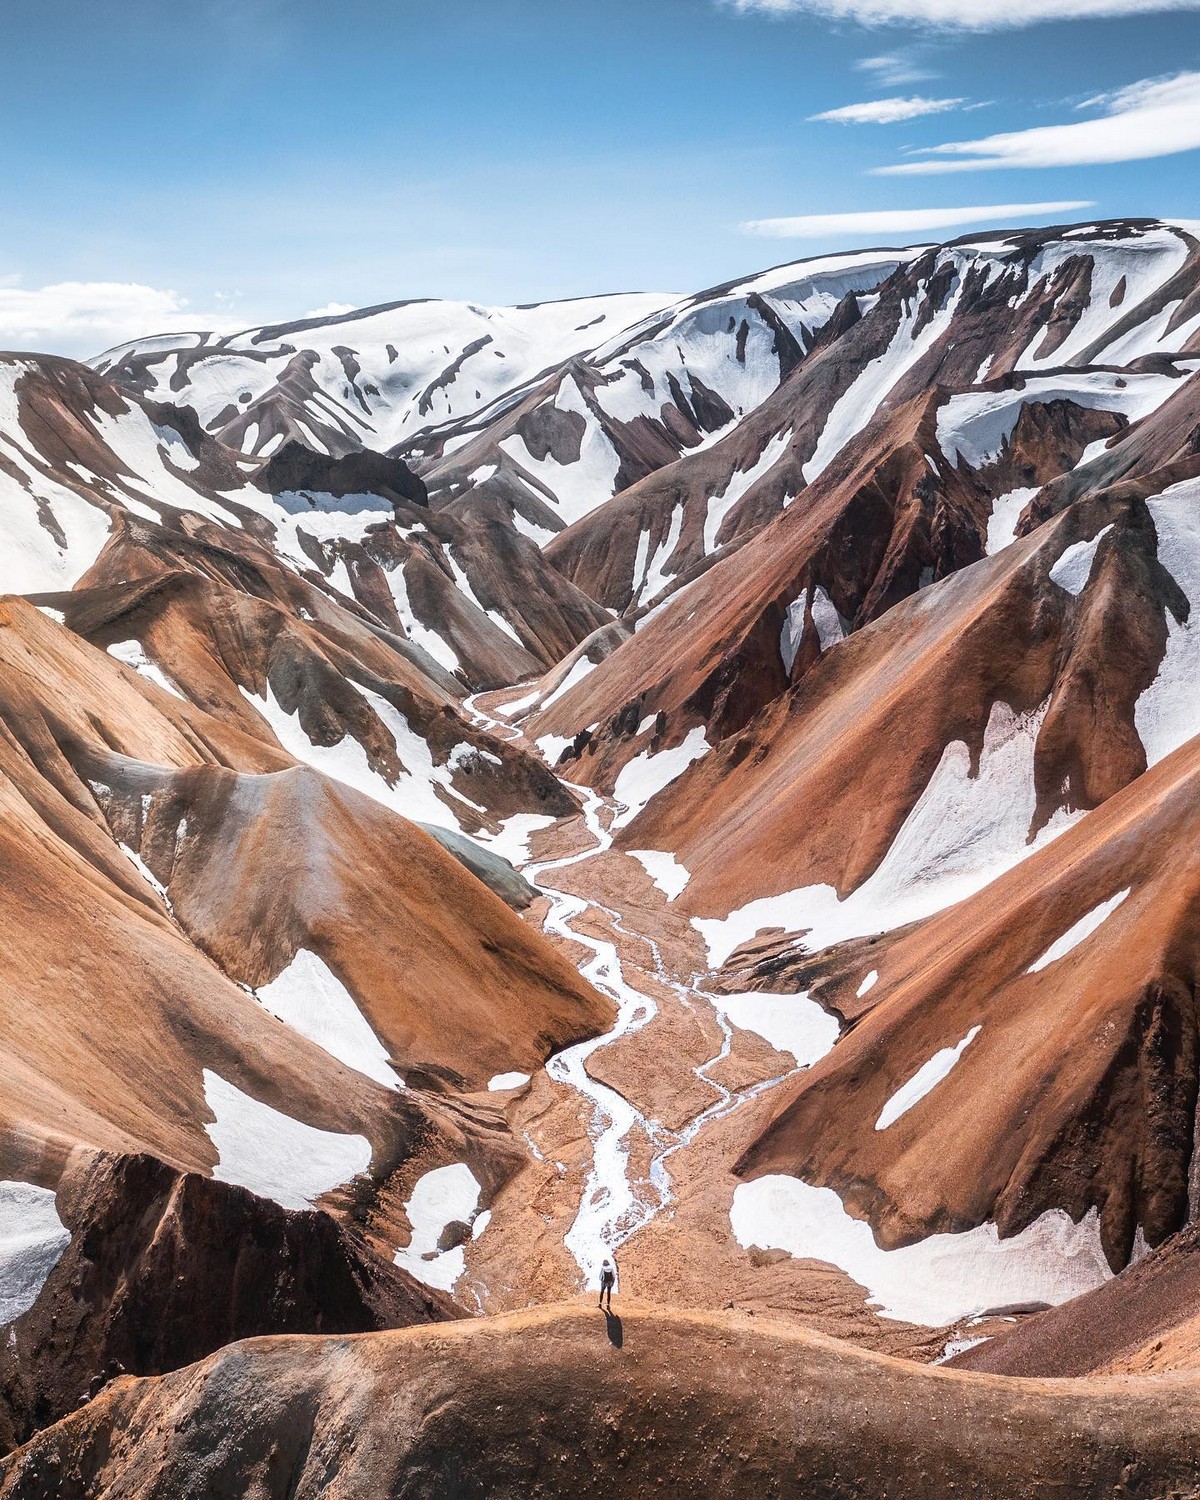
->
[93, 291, 679, 461]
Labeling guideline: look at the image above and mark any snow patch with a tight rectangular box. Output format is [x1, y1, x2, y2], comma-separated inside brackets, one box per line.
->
[241, 681, 471, 834]
[937, 374, 1172, 473]
[0, 1182, 70, 1326]
[628, 848, 691, 901]
[203, 1070, 371, 1211]
[703, 430, 791, 555]
[107, 639, 185, 699]
[611, 726, 710, 831]
[488, 1071, 530, 1091]
[393, 1162, 482, 1292]
[256, 949, 401, 1090]
[711, 991, 839, 1067]
[1135, 480, 1200, 765]
[536, 733, 573, 766]
[731, 1177, 1110, 1325]
[804, 276, 964, 484]
[985, 487, 1038, 555]
[541, 656, 595, 711]
[1049, 524, 1113, 596]
[696, 698, 1077, 969]
[476, 812, 555, 866]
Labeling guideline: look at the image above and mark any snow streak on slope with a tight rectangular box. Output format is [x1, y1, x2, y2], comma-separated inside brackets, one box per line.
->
[875, 1026, 981, 1131]
[0, 363, 113, 593]
[1027, 889, 1131, 973]
[696, 700, 1079, 969]
[106, 639, 186, 699]
[612, 728, 711, 832]
[703, 430, 793, 556]
[241, 683, 468, 833]
[804, 272, 964, 484]
[1136, 478, 1200, 765]
[256, 948, 402, 1090]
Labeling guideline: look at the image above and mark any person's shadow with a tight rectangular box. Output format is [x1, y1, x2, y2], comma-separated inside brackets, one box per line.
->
[603, 1309, 623, 1348]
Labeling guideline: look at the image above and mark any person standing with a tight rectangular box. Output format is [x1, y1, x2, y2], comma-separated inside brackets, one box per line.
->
[598, 1254, 617, 1312]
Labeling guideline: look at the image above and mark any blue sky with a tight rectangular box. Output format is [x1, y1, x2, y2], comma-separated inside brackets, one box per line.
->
[1, 0, 1198, 353]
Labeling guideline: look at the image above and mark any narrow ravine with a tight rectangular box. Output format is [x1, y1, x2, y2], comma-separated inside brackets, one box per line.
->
[467, 691, 804, 1290]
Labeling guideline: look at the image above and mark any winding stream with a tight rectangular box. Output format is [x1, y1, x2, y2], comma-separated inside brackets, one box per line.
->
[467, 692, 801, 1289]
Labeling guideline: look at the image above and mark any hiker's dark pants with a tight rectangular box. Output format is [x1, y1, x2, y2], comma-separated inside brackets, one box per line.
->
[599, 1276, 614, 1309]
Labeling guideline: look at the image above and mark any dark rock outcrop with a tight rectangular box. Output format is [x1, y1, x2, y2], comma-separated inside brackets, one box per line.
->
[252, 440, 428, 507]
[0, 1152, 458, 1454]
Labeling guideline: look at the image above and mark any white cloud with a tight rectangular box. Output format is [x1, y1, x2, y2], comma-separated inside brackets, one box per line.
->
[303, 301, 358, 318]
[0, 281, 248, 360]
[734, 0, 1200, 27]
[740, 200, 1096, 238]
[857, 54, 937, 86]
[811, 95, 966, 124]
[875, 71, 1200, 172]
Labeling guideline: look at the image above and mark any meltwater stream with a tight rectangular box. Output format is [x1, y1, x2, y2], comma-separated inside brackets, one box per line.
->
[467, 692, 803, 1290]
[524, 785, 665, 1285]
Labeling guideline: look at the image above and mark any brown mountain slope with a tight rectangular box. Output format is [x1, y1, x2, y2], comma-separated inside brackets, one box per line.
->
[2, 351, 607, 691]
[543, 482, 1167, 926]
[82, 754, 608, 1090]
[731, 718, 1200, 1272]
[4, 1306, 1200, 1498]
[0, 599, 610, 1184]
[528, 374, 1158, 814]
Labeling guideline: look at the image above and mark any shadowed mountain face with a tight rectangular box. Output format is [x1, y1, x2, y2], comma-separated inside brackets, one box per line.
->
[2, 218, 1200, 1488]
[0, 1151, 459, 1454]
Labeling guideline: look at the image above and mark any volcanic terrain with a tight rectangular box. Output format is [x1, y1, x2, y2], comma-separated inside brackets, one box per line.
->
[3, 217, 1200, 1493]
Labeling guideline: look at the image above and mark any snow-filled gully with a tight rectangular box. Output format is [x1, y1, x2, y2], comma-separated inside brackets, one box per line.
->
[467, 694, 800, 1290]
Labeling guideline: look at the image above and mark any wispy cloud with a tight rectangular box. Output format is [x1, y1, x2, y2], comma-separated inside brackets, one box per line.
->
[856, 53, 937, 86]
[740, 200, 1096, 237]
[732, 0, 1200, 29]
[874, 71, 1200, 172]
[811, 95, 966, 124]
[0, 281, 249, 360]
